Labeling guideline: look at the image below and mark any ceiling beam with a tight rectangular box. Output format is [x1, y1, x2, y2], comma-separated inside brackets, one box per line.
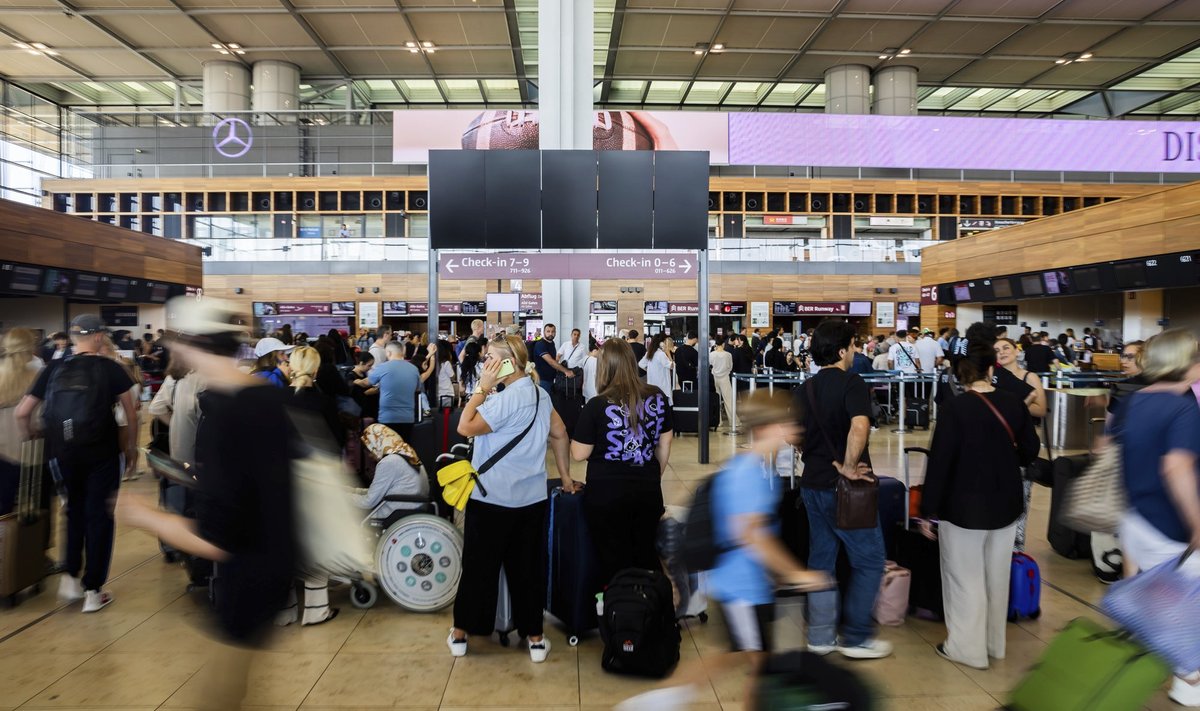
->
[501, 0, 528, 103]
[676, 0, 737, 108]
[0, 21, 100, 86]
[50, 0, 182, 81]
[940, 0, 1070, 86]
[393, 0, 448, 104]
[160, 0, 251, 70]
[598, 0, 627, 104]
[873, 0, 963, 75]
[753, 0, 851, 109]
[389, 79, 410, 104]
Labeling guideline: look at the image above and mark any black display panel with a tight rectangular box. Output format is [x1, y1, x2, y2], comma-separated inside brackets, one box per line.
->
[1042, 270, 1071, 296]
[953, 283, 971, 302]
[969, 279, 994, 302]
[73, 273, 100, 298]
[41, 269, 73, 295]
[644, 300, 668, 315]
[1071, 266, 1102, 292]
[148, 283, 170, 303]
[1114, 261, 1148, 288]
[105, 277, 130, 301]
[899, 302, 921, 317]
[653, 151, 709, 250]
[1145, 253, 1196, 288]
[460, 300, 487, 315]
[484, 151, 541, 249]
[542, 151, 598, 250]
[429, 150, 486, 249]
[4, 264, 42, 293]
[1019, 274, 1044, 297]
[991, 278, 1014, 300]
[598, 151, 653, 249]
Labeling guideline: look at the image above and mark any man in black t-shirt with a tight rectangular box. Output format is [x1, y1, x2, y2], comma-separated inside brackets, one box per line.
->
[793, 319, 891, 660]
[16, 314, 136, 614]
[626, 330, 647, 378]
[1022, 336, 1056, 374]
[730, 334, 753, 391]
[674, 332, 699, 386]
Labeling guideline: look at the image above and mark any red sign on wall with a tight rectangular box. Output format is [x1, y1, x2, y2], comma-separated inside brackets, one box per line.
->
[920, 285, 939, 306]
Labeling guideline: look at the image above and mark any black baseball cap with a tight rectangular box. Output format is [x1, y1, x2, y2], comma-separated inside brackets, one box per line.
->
[68, 314, 107, 336]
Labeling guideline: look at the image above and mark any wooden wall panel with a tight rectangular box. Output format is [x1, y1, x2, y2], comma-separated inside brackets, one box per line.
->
[922, 181, 1200, 285]
[0, 199, 202, 285]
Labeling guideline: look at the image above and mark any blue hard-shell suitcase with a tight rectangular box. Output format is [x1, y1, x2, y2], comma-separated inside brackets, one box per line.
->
[1008, 552, 1042, 621]
[545, 485, 600, 645]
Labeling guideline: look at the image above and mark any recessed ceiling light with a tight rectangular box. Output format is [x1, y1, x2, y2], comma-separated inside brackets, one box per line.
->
[899, 48, 911, 55]
[227, 43, 240, 49]
[1079, 52, 1092, 60]
[218, 49, 230, 54]
[422, 41, 433, 48]
[693, 49, 703, 55]
[12, 42, 29, 49]
[211, 43, 222, 49]
[409, 48, 419, 53]
[879, 54, 889, 60]
[405, 41, 416, 48]
[1055, 58, 1067, 64]
[711, 43, 724, 52]
[235, 50, 245, 55]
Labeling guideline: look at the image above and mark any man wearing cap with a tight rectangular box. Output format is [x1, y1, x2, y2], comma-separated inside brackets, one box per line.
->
[15, 314, 137, 614]
[914, 328, 945, 376]
[252, 337, 294, 387]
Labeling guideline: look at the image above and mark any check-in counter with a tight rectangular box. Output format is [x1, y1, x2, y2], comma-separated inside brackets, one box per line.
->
[1046, 387, 1109, 452]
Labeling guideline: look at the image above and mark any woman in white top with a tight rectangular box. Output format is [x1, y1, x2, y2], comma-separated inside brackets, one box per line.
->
[0, 329, 42, 514]
[639, 334, 676, 403]
[147, 356, 205, 466]
[434, 340, 459, 407]
[582, 336, 599, 401]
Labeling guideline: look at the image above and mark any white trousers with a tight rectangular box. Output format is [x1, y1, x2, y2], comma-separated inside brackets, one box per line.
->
[939, 520, 1017, 669]
[713, 374, 737, 429]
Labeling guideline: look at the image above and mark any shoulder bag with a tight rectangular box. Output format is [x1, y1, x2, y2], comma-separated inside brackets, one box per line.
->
[1060, 398, 1128, 534]
[805, 379, 878, 530]
[437, 386, 540, 511]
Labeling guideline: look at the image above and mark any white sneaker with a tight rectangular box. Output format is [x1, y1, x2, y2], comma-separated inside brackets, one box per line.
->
[807, 643, 836, 656]
[837, 638, 893, 660]
[446, 629, 467, 658]
[81, 590, 112, 613]
[58, 575, 84, 602]
[1170, 674, 1200, 707]
[528, 637, 550, 663]
[613, 685, 697, 711]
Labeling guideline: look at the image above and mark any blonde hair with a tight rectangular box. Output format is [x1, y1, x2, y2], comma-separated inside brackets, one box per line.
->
[488, 334, 537, 384]
[1141, 329, 1199, 383]
[288, 345, 320, 391]
[0, 329, 39, 406]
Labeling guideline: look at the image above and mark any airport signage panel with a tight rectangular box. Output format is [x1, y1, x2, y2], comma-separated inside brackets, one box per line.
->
[439, 252, 697, 280]
[773, 301, 850, 316]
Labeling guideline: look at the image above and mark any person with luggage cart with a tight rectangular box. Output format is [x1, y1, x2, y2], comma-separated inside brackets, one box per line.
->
[615, 390, 834, 711]
[16, 314, 137, 614]
[447, 334, 577, 663]
[918, 334, 1040, 671]
[571, 338, 672, 593]
[795, 319, 893, 660]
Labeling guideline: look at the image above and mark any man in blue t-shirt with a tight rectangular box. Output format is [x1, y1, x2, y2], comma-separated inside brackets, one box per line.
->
[615, 391, 830, 711]
[357, 341, 423, 441]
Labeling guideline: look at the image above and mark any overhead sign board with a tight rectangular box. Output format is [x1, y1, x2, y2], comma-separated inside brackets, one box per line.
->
[774, 302, 850, 316]
[959, 218, 1027, 230]
[439, 252, 697, 280]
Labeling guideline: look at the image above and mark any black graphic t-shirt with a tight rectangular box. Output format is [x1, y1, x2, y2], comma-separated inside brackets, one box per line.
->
[574, 390, 673, 481]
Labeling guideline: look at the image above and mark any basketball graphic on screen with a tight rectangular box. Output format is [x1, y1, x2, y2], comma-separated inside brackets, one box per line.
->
[460, 111, 656, 150]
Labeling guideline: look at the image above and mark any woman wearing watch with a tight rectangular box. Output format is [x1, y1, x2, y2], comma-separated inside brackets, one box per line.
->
[447, 334, 576, 664]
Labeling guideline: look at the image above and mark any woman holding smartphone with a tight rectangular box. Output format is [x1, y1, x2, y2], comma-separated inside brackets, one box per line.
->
[447, 334, 577, 663]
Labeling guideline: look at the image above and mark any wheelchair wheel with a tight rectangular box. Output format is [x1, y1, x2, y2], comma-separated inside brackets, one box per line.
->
[375, 513, 463, 612]
[350, 581, 378, 610]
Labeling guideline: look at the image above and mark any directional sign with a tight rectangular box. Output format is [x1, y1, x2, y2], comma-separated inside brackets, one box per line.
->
[439, 253, 697, 280]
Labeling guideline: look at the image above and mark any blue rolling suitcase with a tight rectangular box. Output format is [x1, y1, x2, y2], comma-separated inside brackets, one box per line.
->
[1008, 552, 1042, 621]
[545, 485, 600, 645]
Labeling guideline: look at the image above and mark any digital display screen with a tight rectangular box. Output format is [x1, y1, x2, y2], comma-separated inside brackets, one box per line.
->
[149, 284, 170, 303]
[848, 301, 872, 316]
[1020, 274, 1044, 296]
[74, 274, 99, 297]
[644, 300, 669, 315]
[485, 293, 520, 312]
[253, 302, 278, 317]
[991, 278, 1013, 299]
[953, 284, 971, 302]
[382, 301, 407, 316]
[41, 269, 72, 295]
[105, 277, 129, 300]
[1043, 270, 1070, 295]
[7, 265, 41, 292]
[1072, 267, 1101, 292]
[899, 302, 921, 317]
[720, 302, 746, 315]
[1114, 262, 1147, 288]
[460, 300, 487, 315]
[330, 301, 355, 316]
[591, 300, 618, 314]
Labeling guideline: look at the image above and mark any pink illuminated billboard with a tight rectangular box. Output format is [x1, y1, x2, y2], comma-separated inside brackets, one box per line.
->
[392, 110, 729, 163]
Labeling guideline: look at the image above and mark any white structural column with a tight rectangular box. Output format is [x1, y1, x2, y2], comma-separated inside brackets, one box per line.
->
[873, 65, 918, 115]
[824, 64, 871, 114]
[539, 0, 594, 341]
[252, 60, 300, 125]
[202, 61, 250, 116]
[1123, 290, 1164, 342]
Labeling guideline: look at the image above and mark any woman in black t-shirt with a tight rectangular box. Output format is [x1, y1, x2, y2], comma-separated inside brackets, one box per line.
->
[571, 338, 673, 592]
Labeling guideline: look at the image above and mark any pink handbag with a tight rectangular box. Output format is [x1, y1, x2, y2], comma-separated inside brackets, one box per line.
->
[873, 561, 911, 626]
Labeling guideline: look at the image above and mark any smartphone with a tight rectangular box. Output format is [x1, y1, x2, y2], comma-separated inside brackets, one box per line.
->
[496, 358, 516, 379]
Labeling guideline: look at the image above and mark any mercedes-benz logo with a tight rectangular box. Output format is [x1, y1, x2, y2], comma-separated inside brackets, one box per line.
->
[213, 117, 253, 159]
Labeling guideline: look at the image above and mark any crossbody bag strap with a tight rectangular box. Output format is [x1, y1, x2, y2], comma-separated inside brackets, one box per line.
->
[969, 390, 1016, 447]
[476, 385, 540, 476]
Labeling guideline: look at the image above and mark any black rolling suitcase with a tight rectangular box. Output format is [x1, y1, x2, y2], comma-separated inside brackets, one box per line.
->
[0, 440, 48, 606]
[905, 399, 930, 429]
[672, 383, 719, 435]
[1048, 455, 1093, 560]
[552, 374, 585, 438]
[545, 485, 600, 645]
[888, 447, 942, 619]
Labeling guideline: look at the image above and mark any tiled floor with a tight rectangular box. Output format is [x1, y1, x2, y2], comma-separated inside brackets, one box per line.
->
[0, 427, 1179, 710]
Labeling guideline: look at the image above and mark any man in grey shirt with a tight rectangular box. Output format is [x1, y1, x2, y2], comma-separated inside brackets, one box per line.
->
[369, 326, 393, 367]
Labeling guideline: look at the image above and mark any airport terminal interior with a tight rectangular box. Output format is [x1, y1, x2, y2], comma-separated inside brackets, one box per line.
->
[2, 0, 1200, 709]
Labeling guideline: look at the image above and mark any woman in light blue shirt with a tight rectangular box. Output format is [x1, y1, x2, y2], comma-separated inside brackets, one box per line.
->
[446, 334, 576, 664]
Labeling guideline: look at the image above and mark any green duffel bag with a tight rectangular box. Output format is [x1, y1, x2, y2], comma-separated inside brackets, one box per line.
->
[1008, 617, 1170, 711]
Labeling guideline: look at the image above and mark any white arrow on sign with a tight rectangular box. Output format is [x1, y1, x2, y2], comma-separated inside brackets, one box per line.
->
[445, 260, 457, 274]
[681, 259, 693, 274]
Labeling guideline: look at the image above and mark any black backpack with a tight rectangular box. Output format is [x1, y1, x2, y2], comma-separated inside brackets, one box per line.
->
[599, 568, 680, 678]
[679, 472, 725, 572]
[42, 356, 113, 453]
